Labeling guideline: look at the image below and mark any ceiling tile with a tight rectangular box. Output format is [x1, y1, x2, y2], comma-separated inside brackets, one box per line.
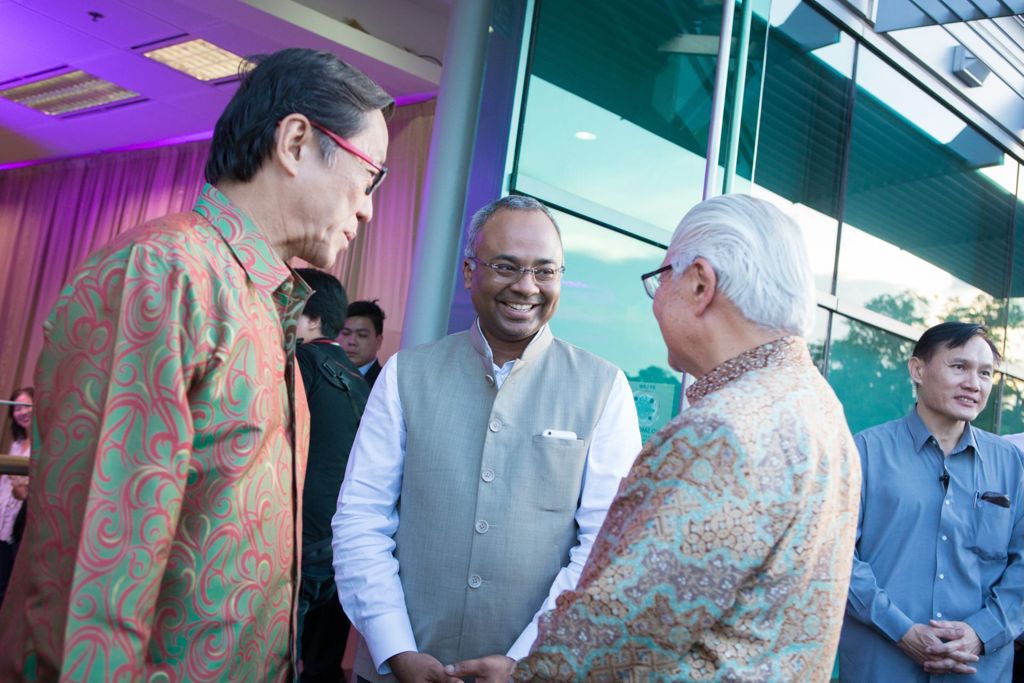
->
[14, 0, 185, 48]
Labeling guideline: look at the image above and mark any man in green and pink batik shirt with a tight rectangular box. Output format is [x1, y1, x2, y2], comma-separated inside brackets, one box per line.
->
[0, 48, 392, 682]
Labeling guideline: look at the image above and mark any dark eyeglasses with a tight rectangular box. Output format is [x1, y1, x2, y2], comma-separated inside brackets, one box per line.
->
[641, 264, 672, 299]
[309, 121, 388, 196]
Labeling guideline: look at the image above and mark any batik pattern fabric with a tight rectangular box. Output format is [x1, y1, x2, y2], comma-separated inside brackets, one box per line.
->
[0, 184, 311, 683]
[513, 337, 861, 682]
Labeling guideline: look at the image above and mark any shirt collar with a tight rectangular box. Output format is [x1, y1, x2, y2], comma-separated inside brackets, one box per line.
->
[469, 320, 553, 376]
[193, 183, 301, 297]
[359, 360, 376, 375]
[686, 336, 811, 405]
[904, 406, 980, 458]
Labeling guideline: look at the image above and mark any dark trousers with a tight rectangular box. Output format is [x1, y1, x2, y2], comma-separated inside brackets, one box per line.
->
[0, 505, 25, 608]
[0, 538, 18, 607]
[298, 540, 350, 683]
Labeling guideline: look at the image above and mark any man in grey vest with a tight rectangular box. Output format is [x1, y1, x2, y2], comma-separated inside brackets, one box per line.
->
[332, 195, 642, 683]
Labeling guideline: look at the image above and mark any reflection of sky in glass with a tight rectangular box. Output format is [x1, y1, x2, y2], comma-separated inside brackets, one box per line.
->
[836, 225, 989, 325]
[517, 78, 705, 240]
[855, 50, 964, 145]
[548, 209, 676, 380]
[752, 185, 838, 295]
[809, 37, 855, 78]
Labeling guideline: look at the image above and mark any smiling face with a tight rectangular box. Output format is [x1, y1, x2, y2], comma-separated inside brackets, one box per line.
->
[12, 391, 32, 431]
[294, 110, 389, 268]
[463, 208, 563, 358]
[910, 334, 995, 429]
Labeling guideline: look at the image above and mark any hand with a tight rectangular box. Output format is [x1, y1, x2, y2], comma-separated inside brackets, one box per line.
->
[898, 623, 951, 665]
[445, 654, 515, 683]
[10, 476, 28, 501]
[923, 620, 982, 675]
[389, 651, 462, 683]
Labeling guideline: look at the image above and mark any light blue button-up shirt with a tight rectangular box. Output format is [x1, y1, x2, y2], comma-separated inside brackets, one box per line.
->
[839, 408, 1024, 682]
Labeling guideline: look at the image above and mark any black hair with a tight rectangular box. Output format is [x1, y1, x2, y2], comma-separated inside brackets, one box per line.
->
[297, 269, 349, 339]
[8, 386, 33, 442]
[346, 299, 386, 336]
[205, 48, 395, 185]
[913, 321, 1001, 364]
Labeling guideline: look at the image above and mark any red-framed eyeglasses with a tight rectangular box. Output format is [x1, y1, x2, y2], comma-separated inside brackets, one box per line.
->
[310, 121, 388, 196]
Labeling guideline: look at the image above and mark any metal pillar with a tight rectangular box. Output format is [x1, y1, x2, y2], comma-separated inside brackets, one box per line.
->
[703, 0, 737, 199]
[400, 0, 494, 349]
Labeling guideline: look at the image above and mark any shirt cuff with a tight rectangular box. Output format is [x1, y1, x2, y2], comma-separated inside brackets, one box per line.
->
[361, 611, 418, 674]
[877, 606, 915, 643]
[506, 621, 538, 661]
[966, 609, 1008, 653]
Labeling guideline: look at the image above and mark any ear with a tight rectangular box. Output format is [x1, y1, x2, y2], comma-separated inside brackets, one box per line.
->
[463, 258, 474, 291]
[908, 356, 924, 385]
[689, 257, 718, 316]
[273, 114, 313, 178]
[307, 315, 322, 331]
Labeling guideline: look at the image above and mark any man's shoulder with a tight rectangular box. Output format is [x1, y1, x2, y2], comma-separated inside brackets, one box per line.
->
[398, 330, 471, 363]
[298, 341, 369, 397]
[299, 341, 360, 370]
[78, 211, 217, 274]
[975, 427, 1024, 465]
[854, 415, 907, 442]
[547, 336, 620, 375]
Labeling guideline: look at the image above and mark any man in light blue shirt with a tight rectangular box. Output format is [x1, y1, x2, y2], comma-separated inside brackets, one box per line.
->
[840, 321, 1024, 682]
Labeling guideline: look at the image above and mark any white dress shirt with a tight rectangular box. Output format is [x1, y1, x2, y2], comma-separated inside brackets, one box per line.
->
[332, 330, 641, 673]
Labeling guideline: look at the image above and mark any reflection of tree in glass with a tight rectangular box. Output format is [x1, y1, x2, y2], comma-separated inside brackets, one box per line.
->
[943, 294, 1021, 352]
[626, 366, 682, 418]
[1002, 378, 1024, 435]
[829, 315, 915, 435]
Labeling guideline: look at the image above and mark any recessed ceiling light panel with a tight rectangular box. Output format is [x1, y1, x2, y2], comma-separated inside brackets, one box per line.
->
[0, 70, 140, 116]
[144, 38, 248, 82]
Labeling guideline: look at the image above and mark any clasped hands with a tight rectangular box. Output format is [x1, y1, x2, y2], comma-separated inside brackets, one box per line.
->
[389, 651, 515, 683]
[898, 621, 982, 675]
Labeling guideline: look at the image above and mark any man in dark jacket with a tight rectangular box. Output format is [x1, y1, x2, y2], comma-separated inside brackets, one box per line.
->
[342, 300, 386, 387]
[296, 268, 371, 682]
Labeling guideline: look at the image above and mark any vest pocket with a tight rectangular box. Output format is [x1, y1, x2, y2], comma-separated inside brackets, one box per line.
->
[528, 435, 588, 513]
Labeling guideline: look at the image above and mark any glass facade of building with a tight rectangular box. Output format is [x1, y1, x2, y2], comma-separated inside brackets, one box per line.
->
[505, 0, 1024, 436]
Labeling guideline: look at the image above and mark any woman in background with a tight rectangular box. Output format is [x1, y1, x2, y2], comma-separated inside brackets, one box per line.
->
[0, 387, 32, 606]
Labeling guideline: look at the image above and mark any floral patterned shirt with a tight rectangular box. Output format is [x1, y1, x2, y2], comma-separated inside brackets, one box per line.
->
[0, 184, 310, 682]
[513, 337, 860, 682]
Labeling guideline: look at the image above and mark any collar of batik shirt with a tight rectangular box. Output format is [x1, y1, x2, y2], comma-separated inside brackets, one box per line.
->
[193, 182, 308, 300]
[686, 336, 811, 405]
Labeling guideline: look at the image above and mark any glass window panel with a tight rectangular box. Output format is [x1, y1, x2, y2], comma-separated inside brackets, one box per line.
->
[1000, 375, 1024, 436]
[974, 377, 999, 434]
[515, 0, 728, 241]
[837, 49, 1014, 329]
[1003, 166, 1024, 368]
[549, 209, 682, 440]
[828, 315, 1001, 434]
[809, 307, 831, 374]
[749, 16, 856, 295]
[827, 315, 915, 434]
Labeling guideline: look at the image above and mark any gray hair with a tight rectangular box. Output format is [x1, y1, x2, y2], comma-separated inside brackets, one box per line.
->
[666, 194, 816, 336]
[464, 195, 561, 258]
